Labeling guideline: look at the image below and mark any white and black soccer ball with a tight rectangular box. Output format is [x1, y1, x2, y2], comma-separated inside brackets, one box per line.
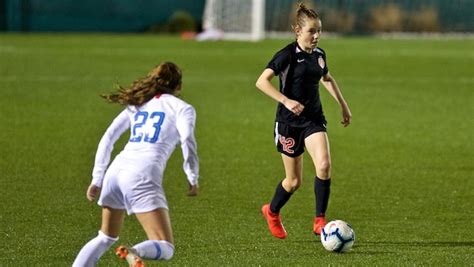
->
[320, 220, 355, 253]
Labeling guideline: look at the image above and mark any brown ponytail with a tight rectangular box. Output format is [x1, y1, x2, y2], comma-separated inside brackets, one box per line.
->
[293, 2, 320, 31]
[102, 62, 182, 106]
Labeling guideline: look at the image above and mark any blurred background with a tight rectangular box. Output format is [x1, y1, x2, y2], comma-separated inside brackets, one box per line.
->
[1, 0, 472, 37]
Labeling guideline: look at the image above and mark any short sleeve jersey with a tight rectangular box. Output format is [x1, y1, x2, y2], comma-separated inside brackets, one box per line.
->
[266, 41, 329, 127]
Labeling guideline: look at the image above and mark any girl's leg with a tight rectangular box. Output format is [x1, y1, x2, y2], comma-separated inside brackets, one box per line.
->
[262, 154, 303, 239]
[270, 154, 303, 213]
[305, 132, 332, 234]
[72, 207, 125, 267]
[305, 131, 331, 180]
[101, 206, 126, 237]
[131, 208, 175, 260]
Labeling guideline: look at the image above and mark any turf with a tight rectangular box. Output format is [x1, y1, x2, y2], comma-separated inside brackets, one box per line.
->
[0, 34, 472, 266]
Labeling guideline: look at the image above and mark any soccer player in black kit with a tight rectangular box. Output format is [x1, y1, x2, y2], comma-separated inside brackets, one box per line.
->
[256, 3, 352, 239]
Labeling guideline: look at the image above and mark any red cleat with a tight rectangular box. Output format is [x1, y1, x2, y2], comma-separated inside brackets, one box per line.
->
[115, 245, 145, 267]
[313, 216, 327, 235]
[261, 204, 287, 239]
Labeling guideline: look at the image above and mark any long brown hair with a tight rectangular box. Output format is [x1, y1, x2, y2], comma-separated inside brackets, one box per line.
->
[102, 62, 182, 106]
[293, 2, 320, 31]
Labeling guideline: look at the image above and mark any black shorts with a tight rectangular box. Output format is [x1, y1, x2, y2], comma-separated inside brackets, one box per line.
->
[274, 121, 327, 157]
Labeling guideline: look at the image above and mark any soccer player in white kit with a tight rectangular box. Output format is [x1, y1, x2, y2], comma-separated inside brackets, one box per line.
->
[73, 62, 199, 267]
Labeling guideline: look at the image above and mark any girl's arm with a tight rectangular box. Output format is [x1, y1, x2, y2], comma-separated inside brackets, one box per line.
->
[87, 109, 130, 201]
[91, 109, 130, 187]
[176, 105, 199, 195]
[321, 72, 352, 127]
[256, 68, 304, 116]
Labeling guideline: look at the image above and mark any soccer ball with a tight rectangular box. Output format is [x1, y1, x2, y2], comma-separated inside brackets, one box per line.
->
[320, 220, 355, 253]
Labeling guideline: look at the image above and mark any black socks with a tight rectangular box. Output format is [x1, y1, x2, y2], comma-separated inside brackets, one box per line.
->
[315, 177, 331, 217]
[268, 177, 331, 216]
[269, 181, 293, 214]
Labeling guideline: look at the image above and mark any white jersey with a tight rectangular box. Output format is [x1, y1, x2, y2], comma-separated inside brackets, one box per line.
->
[91, 94, 199, 187]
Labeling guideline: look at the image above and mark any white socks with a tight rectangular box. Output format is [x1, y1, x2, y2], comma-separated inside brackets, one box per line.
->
[72, 231, 174, 266]
[72, 231, 118, 267]
[133, 240, 175, 260]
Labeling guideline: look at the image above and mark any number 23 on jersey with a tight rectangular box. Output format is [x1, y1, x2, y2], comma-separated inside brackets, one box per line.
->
[129, 111, 166, 143]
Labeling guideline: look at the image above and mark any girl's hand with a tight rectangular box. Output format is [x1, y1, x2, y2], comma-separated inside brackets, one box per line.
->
[86, 184, 100, 202]
[341, 105, 352, 127]
[282, 98, 304, 116]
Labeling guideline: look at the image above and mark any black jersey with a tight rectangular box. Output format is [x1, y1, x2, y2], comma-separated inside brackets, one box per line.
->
[266, 42, 329, 127]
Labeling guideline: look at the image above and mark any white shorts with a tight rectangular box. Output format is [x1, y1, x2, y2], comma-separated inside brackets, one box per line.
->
[98, 160, 168, 215]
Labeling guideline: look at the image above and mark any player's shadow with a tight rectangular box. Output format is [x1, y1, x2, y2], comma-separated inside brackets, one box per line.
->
[287, 240, 396, 255]
[346, 241, 474, 256]
[361, 241, 474, 248]
[284, 240, 474, 256]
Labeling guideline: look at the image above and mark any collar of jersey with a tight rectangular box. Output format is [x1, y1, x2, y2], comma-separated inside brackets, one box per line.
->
[295, 41, 322, 55]
[295, 41, 314, 55]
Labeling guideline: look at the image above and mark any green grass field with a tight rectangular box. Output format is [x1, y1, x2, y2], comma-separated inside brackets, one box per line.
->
[0, 34, 473, 266]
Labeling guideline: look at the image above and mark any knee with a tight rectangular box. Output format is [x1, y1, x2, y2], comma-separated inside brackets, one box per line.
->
[316, 160, 331, 178]
[283, 177, 302, 193]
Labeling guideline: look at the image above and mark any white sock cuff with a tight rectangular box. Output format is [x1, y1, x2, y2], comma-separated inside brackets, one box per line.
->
[162, 240, 175, 250]
[98, 231, 119, 242]
[158, 240, 174, 260]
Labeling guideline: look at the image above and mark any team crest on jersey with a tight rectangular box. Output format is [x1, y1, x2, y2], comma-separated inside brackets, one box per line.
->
[318, 56, 325, 69]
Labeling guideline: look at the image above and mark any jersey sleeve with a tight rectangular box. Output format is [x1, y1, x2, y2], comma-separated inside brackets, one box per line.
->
[266, 48, 292, 75]
[91, 109, 130, 187]
[176, 105, 199, 186]
[319, 48, 329, 75]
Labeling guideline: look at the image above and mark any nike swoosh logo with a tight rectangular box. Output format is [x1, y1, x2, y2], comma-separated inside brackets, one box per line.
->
[297, 59, 305, 63]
